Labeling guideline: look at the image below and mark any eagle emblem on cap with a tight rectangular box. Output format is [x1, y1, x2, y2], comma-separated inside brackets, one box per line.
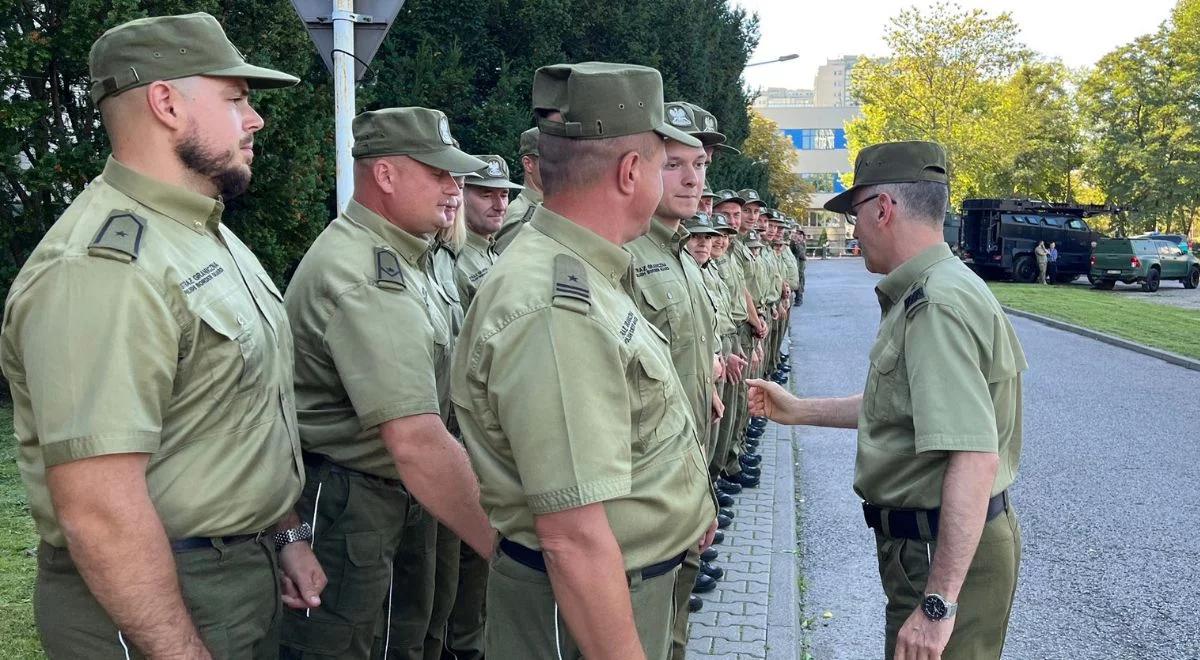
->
[486, 160, 504, 177]
[748, 191, 759, 200]
[703, 116, 717, 132]
[438, 115, 453, 145]
[667, 106, 690, 127]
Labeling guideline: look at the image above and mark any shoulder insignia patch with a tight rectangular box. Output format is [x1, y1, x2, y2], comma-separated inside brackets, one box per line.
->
[552, 253, 591, 314]
[88, 210, 146, 262]
[904, 287, 928, 315]
[521, 203, 537, 224]
[375, 247, 406, 290]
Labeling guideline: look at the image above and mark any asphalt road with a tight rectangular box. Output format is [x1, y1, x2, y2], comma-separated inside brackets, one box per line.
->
[790, 258, 1200, 660]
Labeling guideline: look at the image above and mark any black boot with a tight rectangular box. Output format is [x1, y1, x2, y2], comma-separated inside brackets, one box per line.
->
[700, 561, 724, 580]
[688, 594, 704, 612]
[717, 492, 736, 508]
[701, 547, 718, 562]
[692, 573, 717, 594]
[740, 454, 762, 468]
[716, 478, 742, 495]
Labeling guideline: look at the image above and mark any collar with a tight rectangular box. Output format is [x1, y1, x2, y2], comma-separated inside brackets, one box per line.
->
[529, 205, 632, 286]
[101, 156, 224, 234]
[521, 187, 544, 205]
[344, 199, 432, 267]
[648, 216, 684, 251]
[464, 229, 493, 255]
[876, 243, 955, 307]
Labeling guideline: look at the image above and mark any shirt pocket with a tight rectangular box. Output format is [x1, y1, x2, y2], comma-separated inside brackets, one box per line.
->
[634, 350, 689, 448]
[640, 282, 684, 344]
[197, 297, 265, 400]
[865, 340, 907, 423]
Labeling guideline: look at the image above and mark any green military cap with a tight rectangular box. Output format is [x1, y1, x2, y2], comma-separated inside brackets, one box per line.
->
[713, 189, 746, 206]
[711, 212, 737, 234]
[532, 62, 701, 147]
[664, 101, 725, 149]
[701, 185, 716, 199]
[352, 107, 487, 174]
[468, 155, 523, 190]
[685, 103, 740, 155]
[824, 140, 949, 214]
[746, 230, 765, 248]
[519, 127, 540, 157]
[89, 12, 298, 104]
[738, 189, 766, 207]
[766, 209, 785, 222]
[682, 212, 721, 237]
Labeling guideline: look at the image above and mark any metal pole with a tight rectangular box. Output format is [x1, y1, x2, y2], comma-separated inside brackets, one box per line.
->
[333, 0, 355, 212]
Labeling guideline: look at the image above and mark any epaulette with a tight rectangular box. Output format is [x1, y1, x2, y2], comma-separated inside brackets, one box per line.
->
[904, 286, 928, 316]
[88, 210, 146, 263]
[374, 247, 406, 290]
[552, 253, 590, 314]
[521, 203, 537, 224]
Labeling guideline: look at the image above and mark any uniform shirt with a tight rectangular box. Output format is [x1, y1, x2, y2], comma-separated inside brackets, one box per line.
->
[0, 157, 302, 547]
[626, 219, 718, 437]
[451, 206, 715, 571]
[779, 248, 801, 289]
[454, 230, 496, 311]
[855, 243, 1027, 509]
[493, 187, 542, 255]
[702, 262, 737, 339]
[285, 200, 453, 479]
[432, 240, 466, 338]
[716, 254, 751, 326]
[762, 249, 784, 305]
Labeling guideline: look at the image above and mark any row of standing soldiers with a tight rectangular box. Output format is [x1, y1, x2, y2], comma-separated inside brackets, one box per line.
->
[0, 12, 806, 660]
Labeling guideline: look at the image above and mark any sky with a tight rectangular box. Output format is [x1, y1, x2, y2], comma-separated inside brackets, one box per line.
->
[735, 0, 1180, 91]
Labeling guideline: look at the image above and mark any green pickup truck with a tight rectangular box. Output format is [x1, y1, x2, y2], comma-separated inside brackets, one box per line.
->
[1090, 238, 1200, 291]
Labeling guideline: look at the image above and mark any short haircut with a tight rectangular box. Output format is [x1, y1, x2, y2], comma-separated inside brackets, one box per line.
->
[537, 129, 661, 197]
[871, 181, 948, 227]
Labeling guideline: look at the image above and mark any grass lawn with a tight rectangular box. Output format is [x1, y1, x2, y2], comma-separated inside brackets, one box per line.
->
[0, 400, 42, 658]
[988, 283, 1200, 360]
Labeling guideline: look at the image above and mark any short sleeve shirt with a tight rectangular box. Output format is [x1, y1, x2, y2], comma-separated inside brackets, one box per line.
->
[451, 206, 715, 571]
[285, 200, 452, 478]
[855, 243, 1027, 509]
[0, 157, 303, 547]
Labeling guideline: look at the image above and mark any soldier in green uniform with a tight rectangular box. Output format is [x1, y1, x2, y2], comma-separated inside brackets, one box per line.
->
[748, 141, 1024, 660]
[700, 186, 716, 215]
[626, 100, 725, 656]
[493, 127, 542, 254]
[456, 154, 521, 310]
[793, 229, 808, 305]
[451, 61, 716, 660]
[279, 107, 494, 660]
[0, 13, 315, 659]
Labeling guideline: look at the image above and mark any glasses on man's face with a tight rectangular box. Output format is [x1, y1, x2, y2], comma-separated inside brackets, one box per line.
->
[848, 193, 893, 219]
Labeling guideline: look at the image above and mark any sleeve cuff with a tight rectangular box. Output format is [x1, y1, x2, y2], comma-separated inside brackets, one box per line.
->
[360, 401, 442, 430]
[42, 432, 161, 467]
[527, 476, 633, 515]
[914, 433, 998, 454]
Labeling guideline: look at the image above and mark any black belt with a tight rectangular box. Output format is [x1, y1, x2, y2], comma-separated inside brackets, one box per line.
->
[863, 491, 1008, 541]
[170, 531, 265, 553]
[499, 539, 686, 581]
[302, 452, 403, 488]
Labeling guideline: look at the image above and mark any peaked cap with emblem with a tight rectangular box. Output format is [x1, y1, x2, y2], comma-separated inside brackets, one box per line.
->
[663, 101, 725, 149]
[352, 107, 487, 175]
[824, 140, 949, 214]
[713, 189, 746, 207]
[683, 102, 741, 155]
[467, 155, 524, 190]
[683, 212, 721, 237]
[701, 185, 716, 199]
[518, 127, 540, 157]
[738, 189, 765, 208]
[532, 62, 700, 147]
[711, 212, 736, 234]
[745, 230, 765, 249]
[89, 13, 298, 104]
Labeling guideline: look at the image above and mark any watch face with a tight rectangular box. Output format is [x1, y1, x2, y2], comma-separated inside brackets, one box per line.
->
[922, 595, 948, 620]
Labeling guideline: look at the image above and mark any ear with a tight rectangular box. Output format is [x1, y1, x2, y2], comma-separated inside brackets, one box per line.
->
[145, 81, 187, 132]
[875, 192, 896, 228]
[374, 159, 396, 195]
[616, 150, 640, 197]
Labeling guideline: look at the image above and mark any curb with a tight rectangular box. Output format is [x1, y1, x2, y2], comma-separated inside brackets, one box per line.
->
[766, 342, 801, 660]
[1001, 306, 1200, 372]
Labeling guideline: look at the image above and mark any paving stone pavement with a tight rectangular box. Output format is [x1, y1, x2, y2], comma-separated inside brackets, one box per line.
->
[687, 344, 800, 660]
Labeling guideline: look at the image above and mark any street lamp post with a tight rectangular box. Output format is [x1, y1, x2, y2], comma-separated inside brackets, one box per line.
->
[746, 53, 799, 68]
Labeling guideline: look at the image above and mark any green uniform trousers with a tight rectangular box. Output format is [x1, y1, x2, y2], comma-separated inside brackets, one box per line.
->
[669, 549, 701, 660]
[280, 460, 414, 659]
[878, 504, 1021, 660]
[424, 523, 461, 660]
[485, 549, 677, 660]
[37, 535, 281, 659]
[383, 504, 439, 660]
[444, 544, 488, 660]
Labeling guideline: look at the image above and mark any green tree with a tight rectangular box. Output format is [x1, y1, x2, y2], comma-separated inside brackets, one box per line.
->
[845, 2, 1031, 204]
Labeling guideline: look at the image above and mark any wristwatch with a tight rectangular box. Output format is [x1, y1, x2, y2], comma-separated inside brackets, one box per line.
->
[921, 593, 958, 621]
[273, 522, 313, 550]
